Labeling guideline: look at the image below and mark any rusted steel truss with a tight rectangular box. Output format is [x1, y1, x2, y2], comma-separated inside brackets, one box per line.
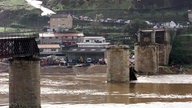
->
[0, 34, 39, 58]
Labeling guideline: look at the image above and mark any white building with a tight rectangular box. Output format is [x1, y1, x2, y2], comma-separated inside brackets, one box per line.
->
[188, 10, 192, 22]
[67, 36, 110, 61]
[77, 37, 110, 48]
[38, 44, 63, 56]
[38, 32, 84, 44]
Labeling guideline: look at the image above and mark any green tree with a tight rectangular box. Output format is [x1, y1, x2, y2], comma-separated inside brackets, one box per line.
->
[169, 39, 186, 65]
[122, 19, 151, 35]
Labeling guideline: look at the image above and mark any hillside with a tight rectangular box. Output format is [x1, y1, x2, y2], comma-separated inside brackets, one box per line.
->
[0, 0, 29, 10]
[1, 0, 192, 13]
[0, 0, 192, 29]
[41, 0, 192, 11]
[170, 34, 192, 64]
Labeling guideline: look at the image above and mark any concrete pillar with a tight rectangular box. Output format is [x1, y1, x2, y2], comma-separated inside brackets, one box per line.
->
[151, 30, 156, 43]
[164, 30, 169, 43]
[137, 32, 141, 43]
[158, 44, 172, 65]
[135, 45, 159, 74]
[9, 57, 41, 108]
[107, 45, 130, 83]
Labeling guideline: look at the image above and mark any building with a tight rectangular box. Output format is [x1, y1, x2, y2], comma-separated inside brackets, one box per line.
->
[137, 29, 170, 45]
[38, 32, 84, 59]
[67, 36, 110, 63]
[77, 36, 110, 48]
[38, 32, 84, 44]
[50, 14, 73, 31]
[38, 44, 63, 56]
[188, 10, 192, 22]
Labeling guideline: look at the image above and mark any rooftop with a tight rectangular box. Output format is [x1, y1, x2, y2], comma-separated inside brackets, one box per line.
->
[50, 14, 71, 18]
[39, 32, 84, 37]
[38, 44, 60, 49]
[140, 29, 167, 32]
[67, 47, 106, 53]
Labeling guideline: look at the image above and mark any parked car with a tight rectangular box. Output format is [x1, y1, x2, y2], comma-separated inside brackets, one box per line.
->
[86, 58, 92, 63]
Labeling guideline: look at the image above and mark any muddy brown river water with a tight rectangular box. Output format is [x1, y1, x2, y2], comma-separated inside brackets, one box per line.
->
[1, 73, 192, 106]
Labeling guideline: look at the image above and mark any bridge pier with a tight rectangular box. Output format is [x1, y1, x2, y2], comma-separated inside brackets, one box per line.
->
[9, 57, 41, 108]
[107, 45, 130, 83]
[135, 29, 173, 74]
[135, 45, 159, 74]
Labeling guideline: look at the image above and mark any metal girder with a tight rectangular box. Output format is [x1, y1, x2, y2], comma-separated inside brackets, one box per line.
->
[0, 35, 39, 58]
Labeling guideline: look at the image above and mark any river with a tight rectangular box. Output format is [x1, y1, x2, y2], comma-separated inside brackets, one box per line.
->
[1, 73, 192, 108]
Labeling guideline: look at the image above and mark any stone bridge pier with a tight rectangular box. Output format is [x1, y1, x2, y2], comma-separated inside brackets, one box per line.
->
[135, 29, 174, 74]
[0, 33, 41, 108]
[9, 57, 41, 108]
[106, 45, 130, 83]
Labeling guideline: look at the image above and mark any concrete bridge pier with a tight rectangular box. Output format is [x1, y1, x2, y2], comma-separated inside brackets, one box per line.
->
[134, 45, 159, 74]
[107, 45, 130, 83]
[9, 57, 41, 108]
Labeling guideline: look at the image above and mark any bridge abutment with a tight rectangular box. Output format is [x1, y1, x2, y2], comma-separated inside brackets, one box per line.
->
[9, 57, 41, 108]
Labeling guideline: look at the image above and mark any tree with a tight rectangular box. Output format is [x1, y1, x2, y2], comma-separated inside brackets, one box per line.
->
[122, 19, 151, 36]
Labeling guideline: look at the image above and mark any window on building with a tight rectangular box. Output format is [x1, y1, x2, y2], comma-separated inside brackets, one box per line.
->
[140, 32, 151, 43]
[155, 31, 165, 44]
[91, 49, 96, 51]
[40, 49, 43, 52]
[51, 49, 56, 51]
[72, 49, 77, 51]
[80, 49, 86, 51]
[68, 37, 72, 39]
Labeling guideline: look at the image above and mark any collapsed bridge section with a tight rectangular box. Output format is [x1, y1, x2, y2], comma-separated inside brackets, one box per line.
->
[0, 33, 39, 59]
[0, 32, 41, 108]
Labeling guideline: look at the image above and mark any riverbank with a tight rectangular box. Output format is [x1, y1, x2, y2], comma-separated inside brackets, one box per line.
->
[1, 62, 192, 75]
[40, 64, 107, 75]
[40, 64, 192, 75]
[2, 102, 192, 108]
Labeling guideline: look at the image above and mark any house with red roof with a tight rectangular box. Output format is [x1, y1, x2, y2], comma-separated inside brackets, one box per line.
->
[38, 44, 63, 56]
[39, 32, 84, 44]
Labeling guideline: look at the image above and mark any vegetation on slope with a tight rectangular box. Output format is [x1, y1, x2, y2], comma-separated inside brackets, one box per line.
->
[0, 0, 30, 10]
[0, 0, 191, 31]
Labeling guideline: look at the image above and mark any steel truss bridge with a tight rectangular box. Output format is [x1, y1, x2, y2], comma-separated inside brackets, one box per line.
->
[0, 32, 39, 59]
